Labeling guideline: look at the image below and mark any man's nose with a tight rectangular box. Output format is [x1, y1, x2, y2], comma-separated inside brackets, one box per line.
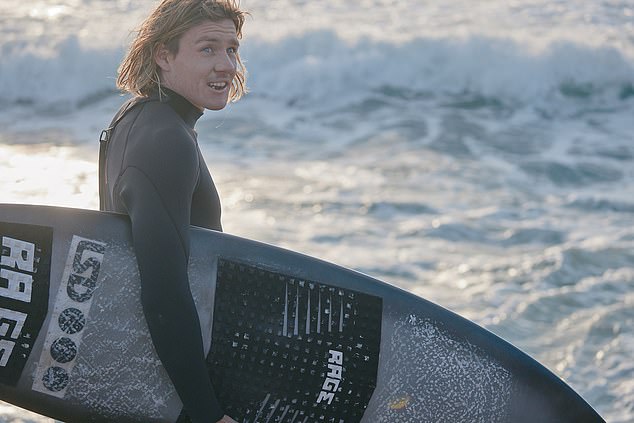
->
[214, 53, 236, 74]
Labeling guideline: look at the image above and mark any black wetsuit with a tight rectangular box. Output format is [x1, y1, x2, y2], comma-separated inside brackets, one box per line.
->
[100, 88, 224, 423]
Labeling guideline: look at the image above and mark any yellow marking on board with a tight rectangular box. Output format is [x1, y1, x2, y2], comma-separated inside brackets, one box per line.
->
[389, 395, 411, 410]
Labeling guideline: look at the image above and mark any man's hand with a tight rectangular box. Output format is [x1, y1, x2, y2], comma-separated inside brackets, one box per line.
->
[217, 415, 238, 423]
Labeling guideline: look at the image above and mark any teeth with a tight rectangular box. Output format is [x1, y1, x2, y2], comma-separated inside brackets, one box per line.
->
[209, 82, 227, 90]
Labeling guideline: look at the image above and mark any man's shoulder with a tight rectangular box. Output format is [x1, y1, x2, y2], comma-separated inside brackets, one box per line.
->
[133, 98, 182, 124]
[128, 100, 193, 140]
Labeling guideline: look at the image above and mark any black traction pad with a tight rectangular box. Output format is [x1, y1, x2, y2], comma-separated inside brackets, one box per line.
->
[208, 259, 382, 422]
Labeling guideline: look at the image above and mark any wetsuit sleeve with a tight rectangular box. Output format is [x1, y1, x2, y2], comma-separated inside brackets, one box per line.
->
[116, 126, 224, 423]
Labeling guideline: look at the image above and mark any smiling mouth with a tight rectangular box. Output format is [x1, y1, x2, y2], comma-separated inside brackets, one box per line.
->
[208, 82, 228, 91]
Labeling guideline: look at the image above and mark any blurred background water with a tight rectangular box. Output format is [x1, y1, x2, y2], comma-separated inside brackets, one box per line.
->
[1, 0, 633, 421]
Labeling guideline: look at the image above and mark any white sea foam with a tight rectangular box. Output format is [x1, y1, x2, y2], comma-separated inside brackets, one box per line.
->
[0, 29, 632, 116]
[0, 0, 632, 114]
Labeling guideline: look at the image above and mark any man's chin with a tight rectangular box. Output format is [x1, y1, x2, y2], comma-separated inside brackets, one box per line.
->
[205, 101, 229, 111]
[205, 104, 228, 111]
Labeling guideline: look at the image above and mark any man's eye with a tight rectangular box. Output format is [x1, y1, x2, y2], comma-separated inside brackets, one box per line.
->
[202, 47, 213, 53]
[227, 47, 238, 54]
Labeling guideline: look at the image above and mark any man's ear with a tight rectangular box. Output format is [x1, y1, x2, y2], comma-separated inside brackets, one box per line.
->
[154, 43, 173, 72]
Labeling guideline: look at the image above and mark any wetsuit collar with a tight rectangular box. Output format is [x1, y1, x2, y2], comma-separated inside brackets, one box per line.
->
[157, 86, 203, 128]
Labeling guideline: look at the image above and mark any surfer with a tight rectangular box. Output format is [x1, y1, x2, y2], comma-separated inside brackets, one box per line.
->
[99, 1, 247, 422]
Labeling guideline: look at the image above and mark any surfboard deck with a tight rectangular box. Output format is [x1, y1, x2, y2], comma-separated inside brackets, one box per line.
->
[0, 203, 603, 422]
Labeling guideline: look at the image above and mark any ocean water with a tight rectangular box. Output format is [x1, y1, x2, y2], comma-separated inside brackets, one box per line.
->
[1, 0, 633, 421]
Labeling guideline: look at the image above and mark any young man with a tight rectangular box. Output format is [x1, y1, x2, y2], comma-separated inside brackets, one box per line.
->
[100, 1, 247, 422]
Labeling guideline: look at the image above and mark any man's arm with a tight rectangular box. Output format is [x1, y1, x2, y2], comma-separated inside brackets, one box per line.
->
[117, 126, 224, 423]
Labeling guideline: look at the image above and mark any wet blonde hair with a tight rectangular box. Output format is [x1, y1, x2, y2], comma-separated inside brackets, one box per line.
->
[117, 0, 247, 101]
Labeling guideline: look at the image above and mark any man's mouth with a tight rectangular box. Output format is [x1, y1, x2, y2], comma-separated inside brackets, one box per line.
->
[208, 82, 228, 91]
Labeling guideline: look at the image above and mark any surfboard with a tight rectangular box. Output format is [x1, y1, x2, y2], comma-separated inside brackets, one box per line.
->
[0, 203, 603, 422]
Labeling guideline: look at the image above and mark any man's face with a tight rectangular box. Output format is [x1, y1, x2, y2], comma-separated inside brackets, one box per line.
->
[157, 19, 239, 111]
